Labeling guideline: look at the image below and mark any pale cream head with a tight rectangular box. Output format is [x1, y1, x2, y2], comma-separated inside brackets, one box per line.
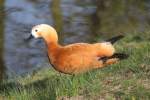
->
[31, 24, 58, 43]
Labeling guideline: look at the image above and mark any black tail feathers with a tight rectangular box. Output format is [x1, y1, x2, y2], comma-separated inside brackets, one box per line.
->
[111, 53, 129, 60]
[99, 53, 129, 63]
[106, 35, 124, 44]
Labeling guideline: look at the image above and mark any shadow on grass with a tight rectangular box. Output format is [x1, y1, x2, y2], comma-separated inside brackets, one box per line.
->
[0, 75, 58, 99]
[0, 81, 22, 94]
[0, 72, 91, 99]
[24, 77, 57, 100]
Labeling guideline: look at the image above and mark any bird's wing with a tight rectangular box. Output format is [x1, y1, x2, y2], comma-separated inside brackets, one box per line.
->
[63, 43, 94, 52]
[62, 42, 115, 57]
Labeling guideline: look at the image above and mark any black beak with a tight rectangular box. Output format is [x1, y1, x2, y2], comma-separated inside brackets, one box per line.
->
[25, 34, 34, 41]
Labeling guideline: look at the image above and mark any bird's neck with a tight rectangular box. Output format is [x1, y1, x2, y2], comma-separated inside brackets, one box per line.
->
[46, 41, 60, 63]
[46, 41, 60, 51]
[42, 31, 61, 57]
[42, 32, 58, 43]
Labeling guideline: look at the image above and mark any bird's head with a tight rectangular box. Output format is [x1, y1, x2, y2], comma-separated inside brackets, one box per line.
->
[27, 24, 58, 43]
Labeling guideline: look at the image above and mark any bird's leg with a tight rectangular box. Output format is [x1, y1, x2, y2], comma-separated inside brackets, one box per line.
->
[58, 72, 62, 77]
[71, 74, 75, 82]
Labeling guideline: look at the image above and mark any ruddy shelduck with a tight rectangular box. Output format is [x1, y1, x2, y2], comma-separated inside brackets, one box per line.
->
[27, 24, 128, 74]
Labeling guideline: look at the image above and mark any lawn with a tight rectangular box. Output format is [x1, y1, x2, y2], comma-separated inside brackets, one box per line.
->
[0, 34, 150, 100]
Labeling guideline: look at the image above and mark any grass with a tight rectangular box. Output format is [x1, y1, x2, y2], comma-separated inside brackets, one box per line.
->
[0, 34, 150, 100]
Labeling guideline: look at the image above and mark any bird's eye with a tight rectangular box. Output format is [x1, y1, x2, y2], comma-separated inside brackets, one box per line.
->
[35, 29, 38, 32]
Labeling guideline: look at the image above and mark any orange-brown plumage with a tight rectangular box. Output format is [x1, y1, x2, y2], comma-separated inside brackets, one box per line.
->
[28, 24, 128, 74]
